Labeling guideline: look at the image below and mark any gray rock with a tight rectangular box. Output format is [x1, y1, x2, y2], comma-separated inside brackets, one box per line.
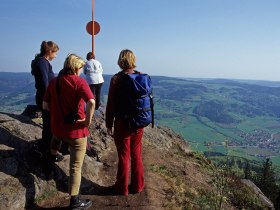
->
[241, 179, 275, 210]
[0, 105, 192, 209]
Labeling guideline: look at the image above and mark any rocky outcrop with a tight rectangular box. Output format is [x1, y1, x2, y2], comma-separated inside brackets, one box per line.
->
[0, 106, 191, 209]
[0, 109, 109, 209]
[241, 179, 275, 210]
[0, 106, 275, 210]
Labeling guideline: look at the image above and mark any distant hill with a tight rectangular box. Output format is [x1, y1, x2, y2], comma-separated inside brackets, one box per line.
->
[0, 72, 36, 113]
[1, 72, 280, 166]
[181, 77, 280, 87]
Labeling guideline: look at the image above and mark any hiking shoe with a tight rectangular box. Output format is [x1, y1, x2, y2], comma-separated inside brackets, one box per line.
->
[129, 185, 144, 194]
[50, 153, 64, 162]
[70, 196, 92, 210]
[55, 153, 64, 162]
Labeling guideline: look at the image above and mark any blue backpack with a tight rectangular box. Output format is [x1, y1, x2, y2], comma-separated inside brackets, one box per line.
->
[119, 71, 154, 129]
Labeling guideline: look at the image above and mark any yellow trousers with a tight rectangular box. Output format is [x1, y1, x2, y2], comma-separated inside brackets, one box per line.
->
[51, 136, 87, 195]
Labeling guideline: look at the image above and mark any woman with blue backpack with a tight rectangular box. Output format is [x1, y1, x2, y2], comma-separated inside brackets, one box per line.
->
[106, 49, 154, 196]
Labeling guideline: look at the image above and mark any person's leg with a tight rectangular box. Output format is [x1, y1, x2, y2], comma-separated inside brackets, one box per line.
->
[41, 110, 55, 180]
[114, 138, 131, 195]
[89, 84, 96, 97]
[94, 83, 103, 110]
[130, 128, 145, 193]
[42, 110, 64, 162]
[42, 110, 52, 156]
[66, 137, 92, 209]
[35, 90, 43, 110]
[67, 137, 87, 195]
[113, 121, 131, 196]
[50, 136, 62, 156]
[35, 91, 46, 156]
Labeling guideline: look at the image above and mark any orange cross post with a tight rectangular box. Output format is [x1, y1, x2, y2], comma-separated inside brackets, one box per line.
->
[91, 0, 94, 54]
[86, 0, 100, 55]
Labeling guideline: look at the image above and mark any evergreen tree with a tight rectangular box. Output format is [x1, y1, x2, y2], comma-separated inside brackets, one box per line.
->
[244, 161, 251, 179]
[258, 158, 278, 204]
[276, 189, 280, 210]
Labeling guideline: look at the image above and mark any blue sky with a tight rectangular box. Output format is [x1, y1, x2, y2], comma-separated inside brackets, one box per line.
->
[0, 0, 280, 81]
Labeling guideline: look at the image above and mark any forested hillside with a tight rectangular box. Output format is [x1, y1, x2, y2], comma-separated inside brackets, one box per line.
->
[1, 72, 280, 166]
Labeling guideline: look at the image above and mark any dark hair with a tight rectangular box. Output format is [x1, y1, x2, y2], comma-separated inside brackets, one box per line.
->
[86, 52, 95, 60]
[35, 41, 59, 58]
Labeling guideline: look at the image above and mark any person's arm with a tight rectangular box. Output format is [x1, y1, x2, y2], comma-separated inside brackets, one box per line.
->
[105, 75, 118, 135]
[76, 79, 95, 126]
[83, 63, 91, 75]
[42, 81, 52, 111]
[83, 99, 95, 126]
[77, 99, 95, 126]
[38, 59, 50, 90]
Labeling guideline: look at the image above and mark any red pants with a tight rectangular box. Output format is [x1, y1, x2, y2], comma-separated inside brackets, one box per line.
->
[113, 120, 144, 195]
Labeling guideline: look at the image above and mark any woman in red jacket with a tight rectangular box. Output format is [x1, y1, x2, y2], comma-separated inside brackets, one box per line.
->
[43, 54, 95, 209]
[106, 49, 144, 196]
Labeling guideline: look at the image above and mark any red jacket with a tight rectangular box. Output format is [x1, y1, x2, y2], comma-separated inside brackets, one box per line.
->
[44, 75, 94, 138]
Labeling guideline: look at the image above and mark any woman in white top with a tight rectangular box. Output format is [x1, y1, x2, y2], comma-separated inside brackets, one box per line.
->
[84, 52, 104, 110]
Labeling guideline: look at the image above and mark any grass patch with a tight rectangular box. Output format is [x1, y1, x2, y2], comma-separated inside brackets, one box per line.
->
[34, 188, 58, 205]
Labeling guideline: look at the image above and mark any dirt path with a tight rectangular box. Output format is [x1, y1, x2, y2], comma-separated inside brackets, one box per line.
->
[36, 141, 167, 210]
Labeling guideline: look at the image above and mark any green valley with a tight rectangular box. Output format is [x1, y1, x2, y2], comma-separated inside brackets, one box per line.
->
[1, 72, 280, 165]
[151, 77, 280, 166]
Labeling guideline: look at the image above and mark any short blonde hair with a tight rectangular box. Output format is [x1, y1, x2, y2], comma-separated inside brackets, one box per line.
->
[63, 54, 85, 75]
[118, 49, 136, 70]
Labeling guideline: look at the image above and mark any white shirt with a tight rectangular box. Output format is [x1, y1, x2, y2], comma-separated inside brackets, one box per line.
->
[83, 59, 104, 84]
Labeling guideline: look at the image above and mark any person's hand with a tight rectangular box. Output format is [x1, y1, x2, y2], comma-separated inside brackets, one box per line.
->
[107, 128, 113, 136]
[77, 118, 91, 126]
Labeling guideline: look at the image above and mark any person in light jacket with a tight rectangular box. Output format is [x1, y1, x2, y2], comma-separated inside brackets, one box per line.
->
[83, 52, 104, 110]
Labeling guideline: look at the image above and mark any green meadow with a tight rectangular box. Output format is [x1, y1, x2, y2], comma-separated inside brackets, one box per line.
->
[153, 77, 280, 166]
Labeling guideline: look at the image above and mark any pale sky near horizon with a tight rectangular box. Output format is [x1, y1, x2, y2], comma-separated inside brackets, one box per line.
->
[0, 0, 280, 81]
